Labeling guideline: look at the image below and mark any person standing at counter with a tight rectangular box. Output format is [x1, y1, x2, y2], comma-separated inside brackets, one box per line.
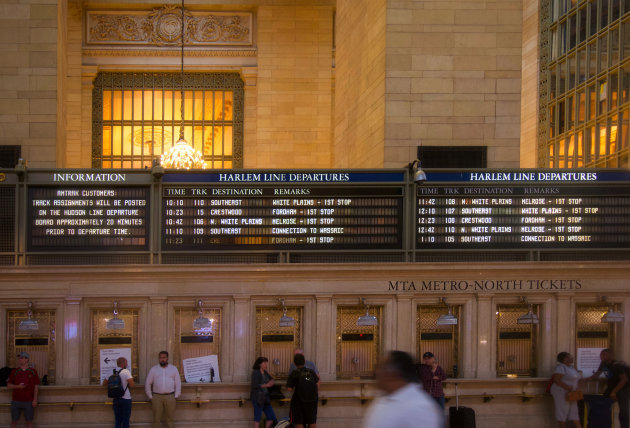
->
[550, 352, 581, 428]
[590, 349, 629, 428]
[145, 351, 181, 428]
[7, 352, 39, 428]
[417, 351, 447, 410]
[251, 357, 277, 428]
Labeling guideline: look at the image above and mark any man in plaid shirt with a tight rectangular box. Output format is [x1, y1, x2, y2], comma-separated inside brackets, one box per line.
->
[417, 352, 447, 410]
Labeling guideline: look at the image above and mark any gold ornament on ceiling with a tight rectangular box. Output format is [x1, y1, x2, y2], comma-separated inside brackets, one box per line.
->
[87, 5, 252, 47]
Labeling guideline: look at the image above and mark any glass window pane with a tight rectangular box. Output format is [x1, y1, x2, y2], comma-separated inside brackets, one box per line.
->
[103, 91, 112, 121]
[599, 34, 609, 73]
[113, 90, 123, 121]
[568, 55, 576, 89]
[609, 114, 619, 154]
[599, 79, 608, 113]
[588, 84, 597, 119]
[578, 90, 586, 123]
[224, 126, 233, 156]
[570, 13, 578, 50]
[579, 6, 588, 43]
[143, 91, 153, 121]
[123, 91, 132, 121]
[589, 1, 598, 37]
[611, 27, 620, 65]
[600, 0, 609, 29]
[598, 120, 607, 156]
[612, 0, 621, 20]
[621, 109, 629, 149]
[588, 41, 597, 78]
[610, 71, 619, 108]
[102, 126, 112, 156]
[133, 90, 143, 121]
[578, 48, 587, 83]
[623, 21, 630, 59]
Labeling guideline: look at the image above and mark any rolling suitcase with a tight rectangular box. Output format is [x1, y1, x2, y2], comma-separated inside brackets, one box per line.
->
[449, 383, 476, 428]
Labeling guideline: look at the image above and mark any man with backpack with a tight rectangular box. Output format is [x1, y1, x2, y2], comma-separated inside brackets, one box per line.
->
[103, 357, 135, 428]
[590, 349, 629, 428]
[287, 353, 320, 428]
[7, 352, 40, 428]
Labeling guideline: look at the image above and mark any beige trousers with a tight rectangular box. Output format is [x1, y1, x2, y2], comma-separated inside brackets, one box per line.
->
[151, 393, 176, 428]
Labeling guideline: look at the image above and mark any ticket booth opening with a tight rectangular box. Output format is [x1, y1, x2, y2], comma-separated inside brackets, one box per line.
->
[417, 305, 460, 377]
[496, 304, 538, 377]
[255, 305, 302, 379]
[336, 305, 382, 379]
[7, 309, 56, 384]
[90, 307, 138, 384]
[175, 305, 221, 382]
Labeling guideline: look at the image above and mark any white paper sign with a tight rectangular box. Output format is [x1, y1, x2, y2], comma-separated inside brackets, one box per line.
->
[577, 347, 604, 376]
[183, 355, 221, 383]
[100, 348, 132, 384]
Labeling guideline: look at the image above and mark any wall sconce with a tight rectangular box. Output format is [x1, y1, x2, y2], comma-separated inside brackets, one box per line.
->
[106, 302, 125, 330]
[193, 300, 213, 335]
[601, 296, 624, 323]
[408, 159, 427, 184]
[357, 298, 378, 326]
[278, 299, 296, 327]
[18, 302, 39, 331]
[436, 298, 458, 326]
[516, 297, 539, 325]
[15, 157, 27, 177]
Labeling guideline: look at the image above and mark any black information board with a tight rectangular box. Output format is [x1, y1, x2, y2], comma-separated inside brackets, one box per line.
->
[416, 172, 630, 249]
[161, 183, 404, 250]
[28, 187, 150, 251]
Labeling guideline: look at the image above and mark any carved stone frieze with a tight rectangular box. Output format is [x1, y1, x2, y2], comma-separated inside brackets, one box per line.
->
[86, 5, 252, 47]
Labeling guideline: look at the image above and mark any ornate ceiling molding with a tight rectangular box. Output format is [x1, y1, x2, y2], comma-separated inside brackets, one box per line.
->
[86, 5, 252, 47]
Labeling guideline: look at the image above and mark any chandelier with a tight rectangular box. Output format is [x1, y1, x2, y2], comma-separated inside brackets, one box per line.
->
[160, 0, 206, 170]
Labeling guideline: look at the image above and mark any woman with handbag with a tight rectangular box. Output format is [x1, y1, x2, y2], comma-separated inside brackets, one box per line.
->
[250, 357, 277, 428]
[550, 352, 583, 428]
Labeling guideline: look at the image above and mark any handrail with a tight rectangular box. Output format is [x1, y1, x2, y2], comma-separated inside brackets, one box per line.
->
[0, 392, 552, 411]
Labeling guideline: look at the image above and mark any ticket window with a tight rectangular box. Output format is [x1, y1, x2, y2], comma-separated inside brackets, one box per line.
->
[90, 308, 139, 384]
[496, 304, 539, 377]
[576, 303, 615, 352]
[336, 305, 382, 379]
[417, 305, 460, 377]
[7, 309, 56, 384]
[255, 306, 302, 379]
[174, 306, 221, 382]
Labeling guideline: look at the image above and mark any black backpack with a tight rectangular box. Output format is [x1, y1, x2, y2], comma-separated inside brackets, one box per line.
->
[296, 367, 318, 402]
[107, 368, 127, 399]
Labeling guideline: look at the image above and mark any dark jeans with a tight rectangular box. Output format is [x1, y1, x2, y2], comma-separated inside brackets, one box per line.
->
[619, 388, 630, 428]
[113, 398, 132, 428]
[433, 395, 445, 410]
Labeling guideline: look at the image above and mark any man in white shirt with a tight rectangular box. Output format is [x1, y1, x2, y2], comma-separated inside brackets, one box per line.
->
[103, 357, 135, 428]
[363, 350, 443, 428]
[145, 351, 181, 428]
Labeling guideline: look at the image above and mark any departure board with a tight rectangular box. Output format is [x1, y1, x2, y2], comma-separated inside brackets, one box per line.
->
[28, 187, 150, 251]
[161, 180, 404, 250]
[416, 171, 630, 249]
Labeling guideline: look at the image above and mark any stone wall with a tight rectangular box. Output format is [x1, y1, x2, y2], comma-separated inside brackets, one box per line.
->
[383, 0, 524, 168]
[333, 0, 388, 167]
[0, 1, 58, 167]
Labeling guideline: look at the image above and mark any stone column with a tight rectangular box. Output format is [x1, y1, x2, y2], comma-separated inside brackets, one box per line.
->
[461, 299, 475, 378]
[148, 297, 168, 374]
[315, 295, 334, 381]
[395, 295, 414, 354]
[232, 296, 250, 383]
[62, 297, 82, 385]
[552, 295, 572, 374]
[476, 296, 493, 379]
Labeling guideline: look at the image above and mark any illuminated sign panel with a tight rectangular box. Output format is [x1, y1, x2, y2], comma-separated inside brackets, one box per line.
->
[28, 187, 150, 251]
[416, 171, 630, 249]
[161, 171, 405, 250]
